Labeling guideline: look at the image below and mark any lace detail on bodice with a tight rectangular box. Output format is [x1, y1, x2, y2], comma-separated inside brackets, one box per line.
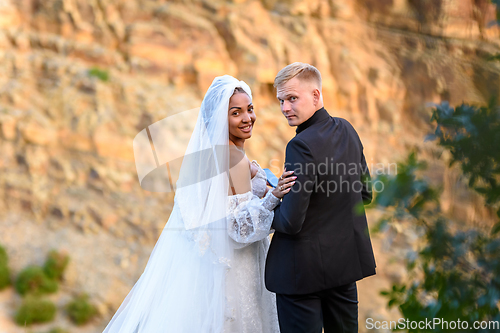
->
[250, 160, 268, 198]
[226, 160, 280, 246]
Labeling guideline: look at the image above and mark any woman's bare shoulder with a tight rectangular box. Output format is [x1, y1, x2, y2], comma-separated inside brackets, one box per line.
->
[228, 146, 251, 195]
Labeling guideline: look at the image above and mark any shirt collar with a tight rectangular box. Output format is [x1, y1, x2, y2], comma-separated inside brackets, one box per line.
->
[296, 107, 330, 134]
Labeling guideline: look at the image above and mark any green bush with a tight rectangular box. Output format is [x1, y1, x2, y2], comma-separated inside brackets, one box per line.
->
[43, 250, 70, 281]
[0, 245, 10, 289]
[88, 67, 109, 82]
[65, 292, 98, 325]
[14, 295, 56, 326]
[0, 264, 11, 290]
[0, 245, 7, 266]
[372, 102, 500, 331]
[15, 266, 58, 296]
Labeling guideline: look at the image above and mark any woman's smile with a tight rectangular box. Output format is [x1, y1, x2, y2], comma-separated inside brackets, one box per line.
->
[239, 124, 252, 132]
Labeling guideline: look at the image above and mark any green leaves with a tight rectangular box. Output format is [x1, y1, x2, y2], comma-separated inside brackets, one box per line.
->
[14, 295, 57, 326]
[492, 222, 500, 236]
[15, 266, 59, 296]
[429, 101, 500, 230]
[373, 152, 439, 219]
[88, 67, 110, 82]
[65, 293, 98, 326]
[0, 245, 10, 290]
[371, 101, 500, 331]
[43, 249, 70, 281]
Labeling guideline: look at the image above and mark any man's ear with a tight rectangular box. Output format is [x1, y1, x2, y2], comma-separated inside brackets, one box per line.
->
[312, 88, 321, 106]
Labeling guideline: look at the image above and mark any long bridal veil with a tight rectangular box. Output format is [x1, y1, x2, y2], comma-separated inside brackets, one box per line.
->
[103, 76, 252, 332]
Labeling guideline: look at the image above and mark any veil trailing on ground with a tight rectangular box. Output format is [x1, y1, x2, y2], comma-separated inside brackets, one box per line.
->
[103, 76, 252, 333]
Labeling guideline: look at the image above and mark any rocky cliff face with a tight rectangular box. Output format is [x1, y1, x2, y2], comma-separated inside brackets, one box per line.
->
[0, 0, 499, 331]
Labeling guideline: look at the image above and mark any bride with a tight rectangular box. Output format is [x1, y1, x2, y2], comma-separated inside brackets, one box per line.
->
[102, 75, 296, 332]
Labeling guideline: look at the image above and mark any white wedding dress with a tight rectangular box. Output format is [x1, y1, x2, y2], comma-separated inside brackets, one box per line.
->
[103, 160, 280, 333]
[224, 159, 280, 332]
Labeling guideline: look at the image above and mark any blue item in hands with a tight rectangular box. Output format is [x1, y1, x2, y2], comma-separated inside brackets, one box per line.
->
[263, 168, 279, 188]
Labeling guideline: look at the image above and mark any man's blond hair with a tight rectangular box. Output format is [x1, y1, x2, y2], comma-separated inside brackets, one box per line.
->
[274, 62, 322, 89]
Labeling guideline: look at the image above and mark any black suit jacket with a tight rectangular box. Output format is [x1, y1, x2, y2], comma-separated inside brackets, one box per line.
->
[265, 107, 376, 295]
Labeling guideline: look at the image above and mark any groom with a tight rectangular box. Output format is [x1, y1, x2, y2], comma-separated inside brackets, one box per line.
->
[265, 63, 376, 333]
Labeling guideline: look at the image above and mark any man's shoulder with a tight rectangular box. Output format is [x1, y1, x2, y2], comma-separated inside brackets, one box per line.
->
[333, 117, 364, 150]
[290, 115, 360, 146]
[333, 117, 362, 138]
[333, 117, 355, 130]
[293, 118, 331, 142]
[286, 135, 310, 150]
[293, 116, 352, 141]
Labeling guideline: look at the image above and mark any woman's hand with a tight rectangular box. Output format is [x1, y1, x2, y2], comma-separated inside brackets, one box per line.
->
[272, 169, 296, 199]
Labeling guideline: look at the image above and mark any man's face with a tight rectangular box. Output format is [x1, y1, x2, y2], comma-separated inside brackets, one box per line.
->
[276, 77, 319, 127]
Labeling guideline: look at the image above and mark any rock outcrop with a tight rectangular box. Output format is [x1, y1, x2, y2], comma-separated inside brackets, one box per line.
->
[0, 0, 499, 331]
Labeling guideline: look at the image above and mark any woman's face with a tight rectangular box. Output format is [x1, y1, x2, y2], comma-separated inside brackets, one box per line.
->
[228, 92, 255, 142]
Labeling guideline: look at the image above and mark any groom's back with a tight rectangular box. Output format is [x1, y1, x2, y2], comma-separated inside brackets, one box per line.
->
[265, 111, 376, 295]
[296, 117, 371, 233]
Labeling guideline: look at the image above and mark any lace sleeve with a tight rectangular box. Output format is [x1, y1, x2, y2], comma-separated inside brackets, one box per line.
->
[227, 190, 280, 246]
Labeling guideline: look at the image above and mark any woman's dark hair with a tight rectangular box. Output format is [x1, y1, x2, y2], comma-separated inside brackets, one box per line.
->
[233, 87, 247, 95]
